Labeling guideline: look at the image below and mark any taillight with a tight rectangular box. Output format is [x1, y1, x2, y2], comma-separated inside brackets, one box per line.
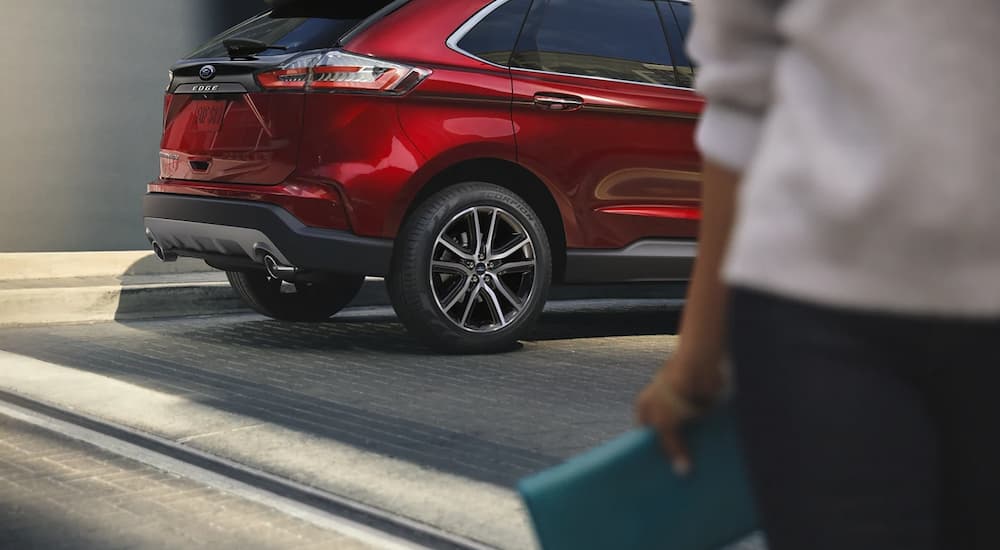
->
[256, 53, 322, 89]
[256, 50, 430, 95]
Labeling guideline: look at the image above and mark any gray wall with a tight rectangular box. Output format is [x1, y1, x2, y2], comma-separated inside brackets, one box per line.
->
[0, 1, 264, 252]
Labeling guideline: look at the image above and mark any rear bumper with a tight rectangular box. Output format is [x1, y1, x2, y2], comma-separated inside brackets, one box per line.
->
[143, 193, 392, 276]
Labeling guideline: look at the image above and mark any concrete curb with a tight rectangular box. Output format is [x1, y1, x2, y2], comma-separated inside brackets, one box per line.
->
[0, 251, 215, 280]
[0, 277, 392, 327]
[0, 251, 685, 327]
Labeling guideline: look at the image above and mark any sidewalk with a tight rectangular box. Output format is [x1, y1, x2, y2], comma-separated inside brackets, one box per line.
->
[0, 252, 240, 326]
[0, 251, 386, 326]
[0, 413, 372, 550]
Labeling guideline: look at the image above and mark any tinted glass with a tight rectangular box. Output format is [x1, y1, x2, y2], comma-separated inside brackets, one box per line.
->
[186, 13, 362, 59]
[457, 0, 532, 66]
[658, 1, 695, 87]
[269, 0, 397, 19]
[511, 0, 677, 86]
[668, 0, 692, 40]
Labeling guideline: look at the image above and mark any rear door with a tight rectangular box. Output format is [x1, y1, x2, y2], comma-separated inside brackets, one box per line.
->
[160, 10, 382, 184]
[509, 0, 702, 250]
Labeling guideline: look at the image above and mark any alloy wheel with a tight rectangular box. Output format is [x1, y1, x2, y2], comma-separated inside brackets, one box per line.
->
[430, 206, 537, 333]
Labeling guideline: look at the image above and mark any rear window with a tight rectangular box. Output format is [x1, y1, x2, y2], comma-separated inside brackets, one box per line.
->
[186, 15, 360, 59]
[186, 0, 402, 60]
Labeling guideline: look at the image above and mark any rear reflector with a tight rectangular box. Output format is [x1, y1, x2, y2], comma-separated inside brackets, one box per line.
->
[597, 206, 702, 221]
[256, 50, 429, 94]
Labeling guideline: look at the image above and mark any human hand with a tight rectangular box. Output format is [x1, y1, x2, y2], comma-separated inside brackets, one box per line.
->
[636, 159, 738, 474]
[636, 353, 726, 476]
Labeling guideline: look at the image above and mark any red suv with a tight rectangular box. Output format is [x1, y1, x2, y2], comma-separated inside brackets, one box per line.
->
[144, 0, 702, 353]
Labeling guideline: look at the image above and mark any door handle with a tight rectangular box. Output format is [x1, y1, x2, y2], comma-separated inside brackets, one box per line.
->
[533, 93, 584, 112]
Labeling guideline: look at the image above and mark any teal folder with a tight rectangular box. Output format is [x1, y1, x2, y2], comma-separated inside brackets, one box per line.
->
[518, 407, 758, 550]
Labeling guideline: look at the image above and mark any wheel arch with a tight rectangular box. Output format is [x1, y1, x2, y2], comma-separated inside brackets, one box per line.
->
[396, 158, 572, 283]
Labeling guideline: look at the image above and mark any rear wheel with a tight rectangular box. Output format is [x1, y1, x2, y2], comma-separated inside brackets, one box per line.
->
[226, 270, 364, 322]
[389, 182, 552, 353]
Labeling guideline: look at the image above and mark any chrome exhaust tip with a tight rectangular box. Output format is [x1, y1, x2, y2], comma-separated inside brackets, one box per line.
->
[152, 241, 177, 263]
[263, 254, 297, 281]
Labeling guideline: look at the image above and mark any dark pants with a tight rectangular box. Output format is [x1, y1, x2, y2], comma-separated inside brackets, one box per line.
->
[729, 288, 1000, 550]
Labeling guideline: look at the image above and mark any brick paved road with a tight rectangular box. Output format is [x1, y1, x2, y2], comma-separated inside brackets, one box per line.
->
[0, 414, 368, 550]
[0, 302, 681, 486]
[0, 301, 769, 549]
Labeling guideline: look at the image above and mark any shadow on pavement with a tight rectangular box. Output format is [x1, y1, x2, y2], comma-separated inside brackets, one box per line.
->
[529, 306, 681, 342]
[0, 304, 679, 488]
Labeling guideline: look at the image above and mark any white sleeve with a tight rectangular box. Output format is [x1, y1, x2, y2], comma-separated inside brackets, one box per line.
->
[688, 0, 785, 171]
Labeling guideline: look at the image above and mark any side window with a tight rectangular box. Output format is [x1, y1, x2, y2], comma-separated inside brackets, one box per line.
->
[659, 0, 695, 87]
[511, 0, 678, 87]
[455, 0, 533, 66]
[668, 0, 692, 40]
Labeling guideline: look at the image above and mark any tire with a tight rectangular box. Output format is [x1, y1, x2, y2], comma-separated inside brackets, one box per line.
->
[389, 182, 552, 353]
[226, 270, 365, 322]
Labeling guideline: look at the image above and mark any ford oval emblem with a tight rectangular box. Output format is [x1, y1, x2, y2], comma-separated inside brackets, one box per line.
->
[199, 65, 216, 81]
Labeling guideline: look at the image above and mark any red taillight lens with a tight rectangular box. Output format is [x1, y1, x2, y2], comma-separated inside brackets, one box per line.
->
[256, 67, 311, 89]
[255, 53, 322, 90]
[256, 50, 429, 94]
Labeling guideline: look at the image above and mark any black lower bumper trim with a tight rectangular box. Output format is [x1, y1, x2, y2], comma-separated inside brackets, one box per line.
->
[143, 193, 392, 276]
[564, 239, 696, 283]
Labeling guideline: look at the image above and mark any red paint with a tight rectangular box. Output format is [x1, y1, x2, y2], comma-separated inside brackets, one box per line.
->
[160, 93, 306, 185]
[294, 93, 427, 237]
[150, 0, 704, 249]
[148, 178, 350, 230]
[511, 70, 703, 247]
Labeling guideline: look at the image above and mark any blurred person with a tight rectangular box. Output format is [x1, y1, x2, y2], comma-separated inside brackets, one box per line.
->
[636, 1, 1000, 549]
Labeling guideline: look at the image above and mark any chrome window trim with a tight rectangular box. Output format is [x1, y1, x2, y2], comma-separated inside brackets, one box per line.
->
[509, 65, 696, 93]
[445, 0, 515, 70]
[445, 0, 696, 92]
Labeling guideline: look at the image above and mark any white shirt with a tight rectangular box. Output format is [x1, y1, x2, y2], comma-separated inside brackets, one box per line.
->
[690, 0, 1000, 316]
